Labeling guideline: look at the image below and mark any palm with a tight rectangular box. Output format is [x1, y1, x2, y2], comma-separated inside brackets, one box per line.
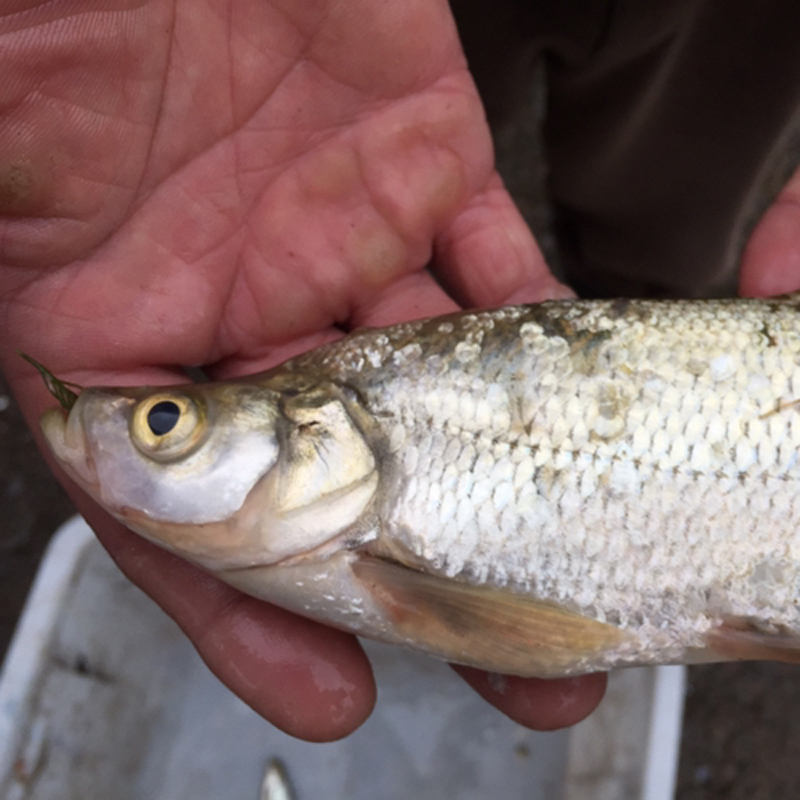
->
[3, 0, 552, 377]
[1, 0, 594, 740]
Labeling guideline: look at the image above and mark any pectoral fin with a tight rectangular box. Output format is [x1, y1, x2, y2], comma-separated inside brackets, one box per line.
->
[352, 556, 628, 677]
[707, 616, 800, 664]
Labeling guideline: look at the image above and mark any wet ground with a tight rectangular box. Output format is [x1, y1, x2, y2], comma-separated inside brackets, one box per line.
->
[4, 84, 800, 800]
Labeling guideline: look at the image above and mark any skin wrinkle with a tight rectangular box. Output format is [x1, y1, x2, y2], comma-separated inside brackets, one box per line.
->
[146, 28, 225, 193]
[23, 85, 130, 136]
[239, 58, 333, 137]
[215, 155, 248, 314]
[10, 257, 207, 368]
[224, 1, 245, 226]
[7, 16, 150, 130]
[343, 90, 484, 296]
[135, 168, 244, 260]
[3, 267, 87, 333]
[136, 6, 303, 200]
[335, 154, 418, 300]
[229, 81, 371, 193]
[357, 87, 479, 238]
[274, 1, 445, 103]
[207, 325, 344, 380]
[226, 249, 340, 347]
[113, 227, 246, 361]
[6, 72, 479, 345]
[128, 4, 172, 204]
[0, 7, 171, 265]
[172, 38, 232, 131]
[219, 137, 411, 343]
[7, 3, 468, 268]
[218, 258, 275, 358]
[308, 2, 461, 99]
[237, 10, 307, 66]
[434, 183, 563, 306]
[158, 2, 355, 165]
[356, 138, 435, 252]
[135, 72, 376, 267]
[0, 258, 56, 308]
[0, 2, 151, 34]
[346, 269, 459, 330]
[269, 0, 332, 51]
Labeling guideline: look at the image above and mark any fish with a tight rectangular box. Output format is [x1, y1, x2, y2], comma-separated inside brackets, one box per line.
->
[260, 759, 296, 800]
[37, 296, 800, 677]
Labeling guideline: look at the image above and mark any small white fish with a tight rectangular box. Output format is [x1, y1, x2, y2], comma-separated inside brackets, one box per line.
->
[38, 297, 800, 676]
[260, 759, 296, 800]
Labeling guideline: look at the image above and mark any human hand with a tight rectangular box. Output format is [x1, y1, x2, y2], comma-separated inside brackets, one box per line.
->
[0, 0, 602, 740]
[739, 164, 800, 296]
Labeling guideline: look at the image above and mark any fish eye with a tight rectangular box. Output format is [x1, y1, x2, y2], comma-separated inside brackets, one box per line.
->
[131, 393, 207, 462]
[147, 400, 181, 435]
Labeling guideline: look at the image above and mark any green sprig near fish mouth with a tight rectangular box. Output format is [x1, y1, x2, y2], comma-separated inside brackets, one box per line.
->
[19, 352, 83, 411]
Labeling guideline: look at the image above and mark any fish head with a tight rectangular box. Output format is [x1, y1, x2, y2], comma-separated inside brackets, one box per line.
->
[40, 381, 380, 571]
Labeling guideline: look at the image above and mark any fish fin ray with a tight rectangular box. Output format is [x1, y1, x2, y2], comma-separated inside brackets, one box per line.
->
[352, 556, 627, 677]
[707, 616, 800, 664]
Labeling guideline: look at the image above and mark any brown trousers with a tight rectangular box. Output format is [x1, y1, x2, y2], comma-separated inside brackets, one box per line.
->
[452, 0, 800, 296]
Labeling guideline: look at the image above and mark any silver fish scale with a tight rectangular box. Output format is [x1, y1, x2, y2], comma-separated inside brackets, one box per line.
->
[289, 298, 800, 662]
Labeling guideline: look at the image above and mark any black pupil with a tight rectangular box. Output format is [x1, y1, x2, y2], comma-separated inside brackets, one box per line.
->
[147, 401, 181, 436]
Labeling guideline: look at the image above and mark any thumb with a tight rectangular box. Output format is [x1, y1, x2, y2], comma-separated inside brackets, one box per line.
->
[739, 165, 800, 297]
[434, 173, 574, 306]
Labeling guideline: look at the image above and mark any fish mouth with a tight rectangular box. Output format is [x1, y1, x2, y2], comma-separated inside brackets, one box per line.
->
[40, 400, 99, 492]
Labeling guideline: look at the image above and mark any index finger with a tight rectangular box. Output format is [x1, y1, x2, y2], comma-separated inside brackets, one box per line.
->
[434, 173, 575, 307]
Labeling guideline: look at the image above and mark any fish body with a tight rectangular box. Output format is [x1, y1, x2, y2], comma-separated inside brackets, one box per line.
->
[40, 297, 800, 676]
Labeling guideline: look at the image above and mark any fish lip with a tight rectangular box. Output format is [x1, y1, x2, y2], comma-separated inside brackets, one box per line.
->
[216, 534, 361, 574]
[40, 399, 99, 492]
